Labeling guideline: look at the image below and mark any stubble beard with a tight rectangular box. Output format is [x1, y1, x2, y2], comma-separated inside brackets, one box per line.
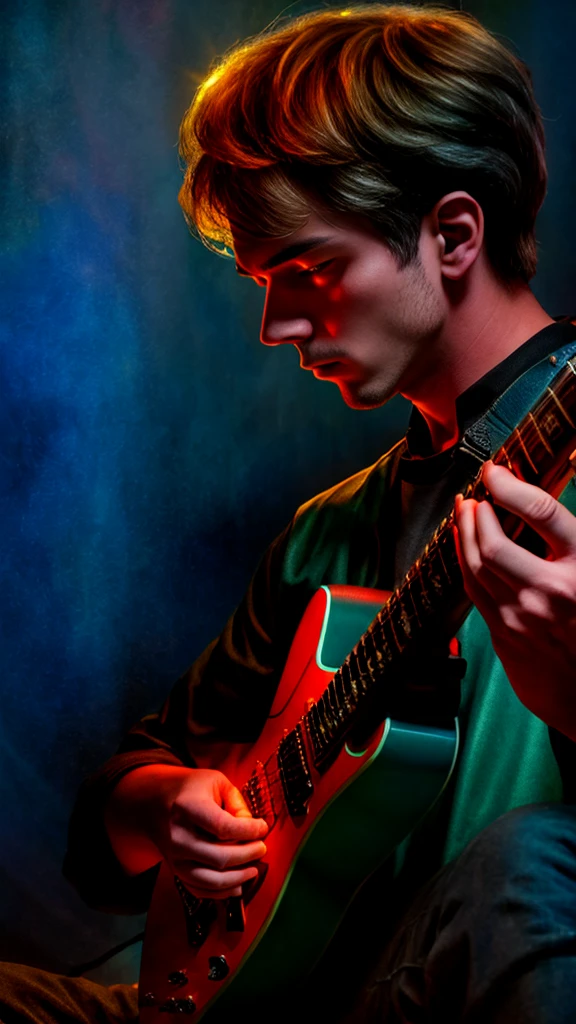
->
[338, 257, 445, 411]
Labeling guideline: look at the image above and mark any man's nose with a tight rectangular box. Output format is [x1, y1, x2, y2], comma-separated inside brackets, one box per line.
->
[259, 283, 314, 347]
[260, 316, 314, 347]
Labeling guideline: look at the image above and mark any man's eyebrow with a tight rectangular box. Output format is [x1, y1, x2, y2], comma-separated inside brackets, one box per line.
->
[234, 236, 332, 277]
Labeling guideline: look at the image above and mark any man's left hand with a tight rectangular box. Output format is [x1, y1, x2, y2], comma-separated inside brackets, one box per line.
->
[454, 461, 576, 740]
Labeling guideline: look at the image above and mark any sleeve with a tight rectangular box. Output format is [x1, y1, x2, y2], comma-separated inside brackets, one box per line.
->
[549, 728, 576, 804]
[63, 521, 297, 914]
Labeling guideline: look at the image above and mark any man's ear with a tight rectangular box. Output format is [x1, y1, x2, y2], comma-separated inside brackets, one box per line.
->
[430, 191, 484, 280]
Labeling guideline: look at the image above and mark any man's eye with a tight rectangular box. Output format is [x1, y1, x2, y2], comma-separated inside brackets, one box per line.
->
[298, 259, 334, 277]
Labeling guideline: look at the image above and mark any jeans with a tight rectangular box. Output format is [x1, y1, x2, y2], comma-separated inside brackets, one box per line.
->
[1, 803, 575, 1023]
[335, 802, 576, 1023]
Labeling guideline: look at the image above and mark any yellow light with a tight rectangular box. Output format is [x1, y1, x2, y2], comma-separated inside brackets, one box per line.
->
[340, 9, 352, 15]
[201, 66, 225, 92]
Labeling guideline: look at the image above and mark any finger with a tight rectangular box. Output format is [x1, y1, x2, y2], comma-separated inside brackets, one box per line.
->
[483, 461, 576, 555]
[455, 494, 484, 578]
[172, 830, 267, 870]
[180, 882, 243, 901]
[455, 524, 512, 609]
[218, 777, 254, 820]
[474, 500, 550, 586]
[176, 799, 268, 842]
[178, 863, 259, 893]
[454, 505, 519, 632]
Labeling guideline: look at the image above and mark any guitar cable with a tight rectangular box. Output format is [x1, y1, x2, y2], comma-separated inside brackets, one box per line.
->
[66, 930, 144, 978]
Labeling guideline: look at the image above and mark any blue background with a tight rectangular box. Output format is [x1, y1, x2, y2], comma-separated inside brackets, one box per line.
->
[1, 0, 575, 981]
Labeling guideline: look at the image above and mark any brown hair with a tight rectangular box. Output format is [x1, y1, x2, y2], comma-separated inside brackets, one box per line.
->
[178, 5, 547, 283]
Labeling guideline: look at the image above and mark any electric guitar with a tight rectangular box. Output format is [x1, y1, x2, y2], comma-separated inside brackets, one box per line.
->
[139, 354, 576, 1020]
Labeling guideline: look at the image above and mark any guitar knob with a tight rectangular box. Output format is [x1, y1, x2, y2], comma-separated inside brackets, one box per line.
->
[168, 970, 188, 987]
[141, 992, 156, 1006]
[159, 995, 196, 1014]
[174, 997, 196, 1014]
[159, 997, 178, 1013]
[208, 955, 229, 981]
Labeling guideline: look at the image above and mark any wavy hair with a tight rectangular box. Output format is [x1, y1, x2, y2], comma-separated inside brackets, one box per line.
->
[178, 5, 547, 283]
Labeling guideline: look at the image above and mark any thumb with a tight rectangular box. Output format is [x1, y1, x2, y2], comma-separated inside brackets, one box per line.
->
[217, 775, 254, 819]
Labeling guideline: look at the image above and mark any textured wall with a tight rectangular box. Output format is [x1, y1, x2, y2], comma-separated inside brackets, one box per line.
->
[1, 0, 574, 981]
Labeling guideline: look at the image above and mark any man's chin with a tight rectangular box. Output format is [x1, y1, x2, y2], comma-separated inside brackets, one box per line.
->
[335, 378, 393, 411]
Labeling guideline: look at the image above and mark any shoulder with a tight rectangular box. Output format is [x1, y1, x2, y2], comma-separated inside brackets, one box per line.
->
[294, 437, 406, 524]
[278, 438, 406, 591]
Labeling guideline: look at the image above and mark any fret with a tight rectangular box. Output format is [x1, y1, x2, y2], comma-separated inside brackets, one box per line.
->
[326, 679, 344, 727]
[515, 425, 538, 474]
[362, 628, 386, 676]
[414, 559, 432, 612]
[306, 704, 325, 756]
[336, 676, 351, 721]
[348, 648, 369, 696]
[308, 703, 323, 743]
[387, 602, 406, 653]
[396, 593, 415, 639]
[333, 666, 349, 714]
[528, 411, 553, 455]
[404, 574, 423, 627]
[434, 532, 453, 583]
[339, 659, 355, 702]
[317, 693, 337, 738]
[428, 536, 450, 589]
[354, 636, 369, 677]
[500, 444, 514, 472]
[390, 591, 410, 644]
[546, 385, 575, 428]
[378, 605, 403, 657]
[369, 616, 393, 666]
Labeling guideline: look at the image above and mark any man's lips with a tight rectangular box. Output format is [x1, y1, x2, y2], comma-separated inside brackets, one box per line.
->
[300, 358, 345, 370]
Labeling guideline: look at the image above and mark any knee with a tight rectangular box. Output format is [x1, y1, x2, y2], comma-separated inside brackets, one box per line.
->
[467, 803, 576, 878]
[450, 804, 576, 928]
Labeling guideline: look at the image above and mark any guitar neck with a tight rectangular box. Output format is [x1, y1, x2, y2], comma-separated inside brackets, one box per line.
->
[305, 357, 576, 768]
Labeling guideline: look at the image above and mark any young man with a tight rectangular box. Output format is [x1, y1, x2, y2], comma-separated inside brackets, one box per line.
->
[2, 5, 576, 1022]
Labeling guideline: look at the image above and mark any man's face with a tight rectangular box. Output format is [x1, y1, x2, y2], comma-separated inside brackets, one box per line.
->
[233, 205, 447, 410]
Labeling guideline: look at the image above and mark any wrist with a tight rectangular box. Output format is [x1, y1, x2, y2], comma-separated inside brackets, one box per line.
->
[104, 764, 194, 875]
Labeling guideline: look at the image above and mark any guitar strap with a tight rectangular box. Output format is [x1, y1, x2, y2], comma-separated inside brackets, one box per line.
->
[458, 328, 576, 469]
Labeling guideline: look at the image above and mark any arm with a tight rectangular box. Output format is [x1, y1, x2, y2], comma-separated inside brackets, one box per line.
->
[64, 523, 294, 912]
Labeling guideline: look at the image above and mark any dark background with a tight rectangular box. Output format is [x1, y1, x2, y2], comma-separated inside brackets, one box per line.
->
[1, 0, 575, 983]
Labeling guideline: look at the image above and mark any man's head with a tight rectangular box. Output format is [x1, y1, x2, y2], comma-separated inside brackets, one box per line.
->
[179, 4, 546, 285]
[177, 5, 549, 416]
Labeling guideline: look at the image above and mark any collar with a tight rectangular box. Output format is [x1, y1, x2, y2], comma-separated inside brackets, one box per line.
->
[400, 316, 576, 484]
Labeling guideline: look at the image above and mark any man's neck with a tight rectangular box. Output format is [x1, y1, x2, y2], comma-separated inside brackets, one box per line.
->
[403, 272, 555, 454]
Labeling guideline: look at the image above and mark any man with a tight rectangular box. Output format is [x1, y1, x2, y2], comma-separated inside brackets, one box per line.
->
[2, 4, 576, 1022]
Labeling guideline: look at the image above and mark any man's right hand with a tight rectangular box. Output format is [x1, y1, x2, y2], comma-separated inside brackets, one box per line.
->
[104, 765, 269, 899]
